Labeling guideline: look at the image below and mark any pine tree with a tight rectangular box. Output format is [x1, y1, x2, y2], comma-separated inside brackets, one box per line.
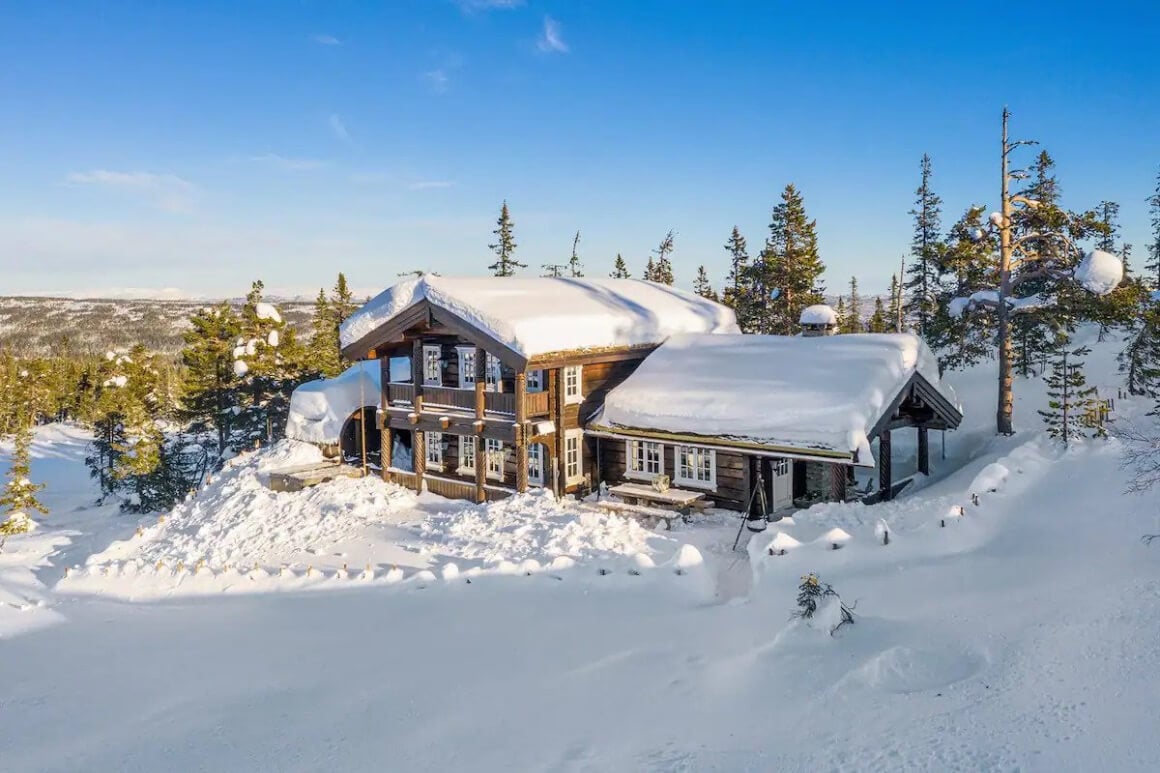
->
[746, 184, 826, 334]
[1038, 342, 1099, 446]
[722, 226, 755, 332]
[330, 273, 358, 327]
[307, 287, 341, 378]
[1119, 300, 1160, 397]
[846, 276, 862, 333]
[642, 256, 657, 282]
[568, 230, 583, 277]
[868, 296, 889, 333]
[488, 201, 525, 276]
[904, 154, 945, 339]
[180, 303, 241, 461]
[1147, 168, 1160, 290]
[834, 297, 848, 334]
[0, 423, 47, 535]
[938, 205, 997, 372]
[610, 253, 630, 279]
[651, 230, 675, 285]
[693, 265, 718, 301]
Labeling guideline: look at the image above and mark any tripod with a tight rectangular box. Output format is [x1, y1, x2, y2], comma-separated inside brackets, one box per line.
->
[732, 462, 770, 551]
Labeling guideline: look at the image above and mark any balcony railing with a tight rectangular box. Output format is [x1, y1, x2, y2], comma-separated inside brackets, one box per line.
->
[386, 381, 551, 418]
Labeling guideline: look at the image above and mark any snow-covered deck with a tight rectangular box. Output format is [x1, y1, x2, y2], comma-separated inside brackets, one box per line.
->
[591, 333, 960, 463]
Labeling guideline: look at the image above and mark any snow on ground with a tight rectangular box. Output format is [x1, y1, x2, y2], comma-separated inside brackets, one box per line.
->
[3, 326, 1160, 771]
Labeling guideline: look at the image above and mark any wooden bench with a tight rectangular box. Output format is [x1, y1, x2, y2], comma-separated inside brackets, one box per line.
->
[605, 482, 712, 528]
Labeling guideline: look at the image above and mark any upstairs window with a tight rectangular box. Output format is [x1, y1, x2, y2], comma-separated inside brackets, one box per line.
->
[526, 369, 544, 393]
[423, 345, 441, 386]
[563, 365, 583, 405]
[457, 347, 476, 389]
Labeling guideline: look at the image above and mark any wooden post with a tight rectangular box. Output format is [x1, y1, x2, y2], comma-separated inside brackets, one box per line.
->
[515, 371, 528, 493]
[917, 426, 929, 476]
[550, 368, 565, 496]
[413, 428, 426, 493]
[829, 463, 845, 502]
[474, 348, 487, 503]
[381, 426, 392, 480]
[879, 430, 893, 501]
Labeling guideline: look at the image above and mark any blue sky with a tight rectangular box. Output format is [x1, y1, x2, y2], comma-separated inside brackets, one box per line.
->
[2, 0, 1158, 298]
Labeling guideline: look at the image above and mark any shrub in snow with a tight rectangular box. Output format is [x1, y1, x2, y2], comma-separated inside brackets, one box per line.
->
[0, 425, 47, 537]
[794, 573, 855, 636]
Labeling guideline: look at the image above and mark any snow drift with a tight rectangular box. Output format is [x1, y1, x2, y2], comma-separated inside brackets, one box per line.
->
[286, 360, 381, 445]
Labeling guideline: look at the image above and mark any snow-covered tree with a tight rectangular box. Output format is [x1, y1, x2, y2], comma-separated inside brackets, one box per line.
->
[793, 572, 854, 635]
[935, 205, 996, 373]
[0, 423, 46, 536]
[1119, 300, 1160, 397]
[904, 154, 945, 339]
[1147, 168, 1160, 290]
[610, 253, 630, 279]
[693, 265, 718, 301]
[488, 201, 525, 277]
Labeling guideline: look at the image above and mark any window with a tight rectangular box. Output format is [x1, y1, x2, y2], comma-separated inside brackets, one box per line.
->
[458, 436, 476, 474]
[563, 365, 583, 405]
[526, 369, 544, 393]
[564, 430, 583, 485]
[486, 438, 504, 480]
[626, 440, 663, 479]
[528, 443, 544, 486]
[456, 348, 501, 392]
[773, 458, 789, 476]
[425, 432, 443, 470]
[457, 347, 476, 389]
[423, 345, 441, 386]
[675, 445, 716, 489]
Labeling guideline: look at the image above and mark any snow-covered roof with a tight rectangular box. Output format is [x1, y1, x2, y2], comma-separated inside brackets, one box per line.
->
[591, 333, 960, 464]
[339, 276, 739, 360]
[286, 361, 381, 445]
[800, 304, 837, 326]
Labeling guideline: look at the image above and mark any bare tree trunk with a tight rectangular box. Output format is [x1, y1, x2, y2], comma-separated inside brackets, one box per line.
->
[996, 107, 1015, 436]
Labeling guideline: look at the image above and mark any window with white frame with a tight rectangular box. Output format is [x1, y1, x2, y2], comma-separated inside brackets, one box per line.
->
[457, 347, 476, 389]
[425, 432, 443, 470]
[626, 439, 663, 479]
[773, 458, 789, 476]
[485, 354, 501, 392]
[457, 436, 476, 474]
[563, 365, 583, 404]
[486, 438, 504, 480]
[528, 443, 544, 486]
[423, 345, 441, 386]
[526, 369, 544, 393]
[564, 430, 583, 484]
[675, 445, 716, 489]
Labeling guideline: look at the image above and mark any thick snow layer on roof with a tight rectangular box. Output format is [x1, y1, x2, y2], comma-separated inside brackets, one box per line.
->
[800, 304, 837, 325]
[286, 361, 381, 445]
[339, 276, 739, 357]
[594, 333, 959, 463]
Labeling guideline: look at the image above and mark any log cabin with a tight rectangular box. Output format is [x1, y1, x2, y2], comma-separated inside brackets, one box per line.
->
[335, 275, 739, 502]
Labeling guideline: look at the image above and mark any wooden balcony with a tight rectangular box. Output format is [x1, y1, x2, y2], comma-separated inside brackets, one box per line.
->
[386, 382, 551, 418]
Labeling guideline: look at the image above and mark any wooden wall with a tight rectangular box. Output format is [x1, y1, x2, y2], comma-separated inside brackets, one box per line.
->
[594, 437, 751, 512]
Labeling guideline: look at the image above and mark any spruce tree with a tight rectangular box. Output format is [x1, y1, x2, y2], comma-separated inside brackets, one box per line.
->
[904, 154, 944, 339]
[651, 230, 676, 285]
[722, 226, 755, 332]
[180, 303, 241, 461]
[1, 423, 46, 535]
[330, 273, 358, 327]
[568, 230, 583, 277]
[307, 288, 340, 378]
[643, 256, 657, 282]
[746, 184, 826, 335]
[868, 297, 889, 333]
[488, 200, 525, 276]
[835, 297, 848, 334]
[693, 266, 718, 301]
[1119, 300, 1160, 397]
[610, 253, 630, 279]
[888, 271, 903, 333]
[1038, 342, 1099, 446]
[938, 205, 997, 372]
[846, 276, 862, 333]
[1147, 168, 1160, 290]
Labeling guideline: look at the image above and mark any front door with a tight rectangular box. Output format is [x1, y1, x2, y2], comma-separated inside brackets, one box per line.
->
[770, 457, 793, 511]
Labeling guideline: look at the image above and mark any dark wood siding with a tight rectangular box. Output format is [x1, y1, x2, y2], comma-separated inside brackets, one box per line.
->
[594, 436, 751, 512]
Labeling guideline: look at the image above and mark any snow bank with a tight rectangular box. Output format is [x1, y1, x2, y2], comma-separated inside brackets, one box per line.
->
[594, 333, 959, 461]
[286, 360, 381, 445]
[255, 302, 282, 323]
[413, 490, 665, 565]
[970, 462, 1009, 494]
[339, 275, 739, 357]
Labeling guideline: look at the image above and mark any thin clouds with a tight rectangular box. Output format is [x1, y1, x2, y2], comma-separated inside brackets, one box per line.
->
[408, 180, 457, 190]
[65, 170, 199, 213]
[455, 0, 523, 12]
[423, 68, 451, 93]
[537, 16, 568, 54]
[328, 113, 352, 144]
[249, 153, 327, 171]
[311, 34, 341, 45]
